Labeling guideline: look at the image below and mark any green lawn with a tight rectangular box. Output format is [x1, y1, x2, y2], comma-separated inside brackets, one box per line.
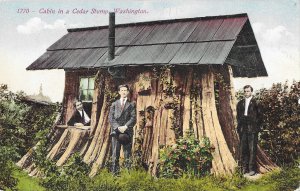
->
[10, 166, 299, 191]
[11, 168, 45, 191]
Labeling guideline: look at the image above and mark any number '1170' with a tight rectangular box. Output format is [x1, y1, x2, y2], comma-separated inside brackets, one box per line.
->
[17, 9, 30, 13]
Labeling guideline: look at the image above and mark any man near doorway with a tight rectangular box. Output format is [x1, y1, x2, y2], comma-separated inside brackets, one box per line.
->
[67, 100, 91, 126]
[237, 85, 262, 176]
[109, 84, 136, 174]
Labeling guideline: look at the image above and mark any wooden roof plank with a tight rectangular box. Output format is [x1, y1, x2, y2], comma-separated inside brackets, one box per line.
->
[130, 25, 157, 45]
[27, 51, 53, 70]
[169, 43, 198, 64]
[213, 17, 248, 40]
[48, 33, 73, 50]
[39, 50, 65, 69]
[27, 14, 267, 78]
[154, 44, 183, 64]
[199, 41, 235, 65]
[56, 50, 81, 69]
[187, 19, 223, 41]
[81, 48, 107, 68]
[138, 24, 168, 44]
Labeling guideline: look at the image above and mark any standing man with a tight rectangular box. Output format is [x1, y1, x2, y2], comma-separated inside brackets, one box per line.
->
[67, 100, 91, 126]
[109, 84, 136, 174]
[237, 85, 262, 176]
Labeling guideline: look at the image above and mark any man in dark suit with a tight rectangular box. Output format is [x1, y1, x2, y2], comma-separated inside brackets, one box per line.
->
[109, 84, 136, 174]
[67, 100, 91, 126]
[237, 85, 262, 176]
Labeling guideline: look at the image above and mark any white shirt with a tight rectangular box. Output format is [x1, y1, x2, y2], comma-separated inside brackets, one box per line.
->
[119, 97, 128, 130]
[244, 96, 253, 116]
[78, 109, 91, 125]
[120, 97, 127, 106]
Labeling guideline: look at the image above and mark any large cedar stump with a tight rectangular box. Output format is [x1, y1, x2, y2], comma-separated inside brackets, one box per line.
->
[17, 65, 277, 177]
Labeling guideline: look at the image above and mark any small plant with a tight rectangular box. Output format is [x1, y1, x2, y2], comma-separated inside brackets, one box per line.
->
[39, 153, 91, 191]
[159, 130, 214, 178]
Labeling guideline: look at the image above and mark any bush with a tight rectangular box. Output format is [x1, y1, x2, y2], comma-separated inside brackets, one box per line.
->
[39, 153, 91, 191]
[257, 81, 300, 165]
[260, 165, 300, 191]
[159, 130, 213, 178]
[0, 84, 59, 190]
[236, 81, 300, 166]
[0, 84, 59, 157]
[0, 146, 18, 190]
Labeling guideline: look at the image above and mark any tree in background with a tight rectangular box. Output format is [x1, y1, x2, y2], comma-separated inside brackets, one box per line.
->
[236, 81, 300, 166]
[257, 81, 300, 166]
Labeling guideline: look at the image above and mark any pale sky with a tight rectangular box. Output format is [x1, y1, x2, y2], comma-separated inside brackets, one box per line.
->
[0, 0, 299, 102]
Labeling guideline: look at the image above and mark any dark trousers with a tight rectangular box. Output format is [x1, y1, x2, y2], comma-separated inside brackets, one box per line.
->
[111, 136, 132, 173]
[240, 131, 258, 173]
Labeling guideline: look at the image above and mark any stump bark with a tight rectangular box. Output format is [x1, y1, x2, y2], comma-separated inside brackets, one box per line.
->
[17, 65, 277, 177]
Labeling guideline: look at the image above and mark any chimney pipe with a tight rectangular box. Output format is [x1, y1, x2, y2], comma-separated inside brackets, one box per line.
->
[108, 12, 115, 61]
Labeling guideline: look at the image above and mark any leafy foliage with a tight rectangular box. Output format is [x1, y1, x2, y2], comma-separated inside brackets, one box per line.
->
[236, 81, 299, 166]
[0, 147, 18, 190]
[159, 130, 214, 178]
[2, 79, 300, 190]
[256, 81, 300, 165]
[0, 84, 59, 156]
[258, 164, 300, 191]
[39, 153, 91, 191]
[0, 84, 59, 190]
[31, 117, 91, 191]
[33, 129, 92, 191]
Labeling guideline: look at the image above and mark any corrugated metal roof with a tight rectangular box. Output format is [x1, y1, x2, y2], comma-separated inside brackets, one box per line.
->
[26, 13, 267, 77]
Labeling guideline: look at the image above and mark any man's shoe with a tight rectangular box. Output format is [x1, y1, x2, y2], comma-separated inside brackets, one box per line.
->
[242, 168, 248, 174]
[248, 171, 256, 176]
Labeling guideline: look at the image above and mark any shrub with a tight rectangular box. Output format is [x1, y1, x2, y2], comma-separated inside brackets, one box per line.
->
[261, 166, 300, 191]
[39, 153, 91, 191]
[236, 81, 300, 166]
[0, 146, 19, 190]
[0, 84, 59, 190]
[159, 130, 213, 178]
[0, 84, 59, 157]
[257, 81, 300, 165]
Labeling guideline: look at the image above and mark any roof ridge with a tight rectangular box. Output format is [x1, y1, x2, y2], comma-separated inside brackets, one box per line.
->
[67, 13, 248, 32]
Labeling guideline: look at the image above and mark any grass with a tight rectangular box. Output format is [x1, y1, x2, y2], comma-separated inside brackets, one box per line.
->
[11, 168, 45, 191]
[9, 165, 299, 191]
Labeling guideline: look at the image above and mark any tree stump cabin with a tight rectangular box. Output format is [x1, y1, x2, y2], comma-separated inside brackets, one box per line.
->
[18, 13, 277, 177]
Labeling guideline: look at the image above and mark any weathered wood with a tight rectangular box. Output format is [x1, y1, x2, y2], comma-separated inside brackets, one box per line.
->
[257, 146, 278, 173]
[214, 65, 277, 173]
[215, 65, 240, 159]
[47, 129, 70, 160]
[83, 72, 107, 163]
[200, 66, 237, 175]
[56, 128, 90, 166]
[63, 71, 79, 124]
[89, 118, 111, 176]
[16, 147, 35, 169]
[181, 68, 193, 135]
[18, 66, 277, 177]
